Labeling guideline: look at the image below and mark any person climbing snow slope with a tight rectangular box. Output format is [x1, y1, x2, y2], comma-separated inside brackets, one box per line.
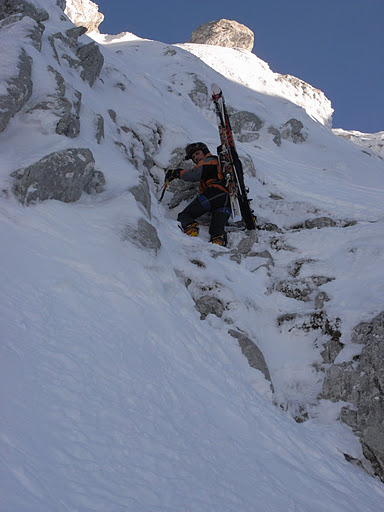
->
[165, 142, 231, 246]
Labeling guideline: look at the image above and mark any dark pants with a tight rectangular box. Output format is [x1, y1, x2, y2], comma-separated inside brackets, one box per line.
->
[177, 188, 231, 239]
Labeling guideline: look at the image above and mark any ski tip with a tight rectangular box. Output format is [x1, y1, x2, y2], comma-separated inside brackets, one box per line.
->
[211, 83, 222, 96]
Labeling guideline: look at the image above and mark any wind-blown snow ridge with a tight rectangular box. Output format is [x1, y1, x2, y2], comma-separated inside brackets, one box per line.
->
[178, 42, 334, 127]
[1, 1, 384, 511]
[333, 128, 384, 159]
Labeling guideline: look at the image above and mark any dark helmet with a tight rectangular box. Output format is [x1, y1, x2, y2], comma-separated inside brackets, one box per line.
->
[185, 142, 210, 160]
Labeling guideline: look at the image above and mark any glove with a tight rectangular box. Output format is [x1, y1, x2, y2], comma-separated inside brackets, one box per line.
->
[165, 168, 182, 182]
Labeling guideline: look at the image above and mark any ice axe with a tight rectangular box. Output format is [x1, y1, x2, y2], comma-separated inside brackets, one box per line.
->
[157, 162, 184, 203]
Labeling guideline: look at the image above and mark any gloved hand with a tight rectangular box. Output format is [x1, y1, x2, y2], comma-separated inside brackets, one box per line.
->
[165, 168, 182, 182]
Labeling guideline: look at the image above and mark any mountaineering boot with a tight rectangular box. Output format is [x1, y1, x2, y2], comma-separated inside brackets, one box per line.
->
[183, 222, 199, 237]
[210, 234, 227, 246]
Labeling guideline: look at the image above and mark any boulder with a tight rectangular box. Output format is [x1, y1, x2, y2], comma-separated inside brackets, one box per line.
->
[281, 119, 308, 143]
[304, 217, 337, 229]
[64, 0, 104, 33]
[76, 41, 104, 87]
[121, 219, 161, 254]
[230, 111, 264, 142]
[189, 19, 254, 51]
[11, 148, 100, 204]
[195, 295, 225, 320]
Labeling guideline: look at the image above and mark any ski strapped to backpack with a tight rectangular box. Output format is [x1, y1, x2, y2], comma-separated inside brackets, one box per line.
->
[211, 83, 256, 230]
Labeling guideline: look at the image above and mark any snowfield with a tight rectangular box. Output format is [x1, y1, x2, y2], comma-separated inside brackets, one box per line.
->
[1, 1, 384, 511]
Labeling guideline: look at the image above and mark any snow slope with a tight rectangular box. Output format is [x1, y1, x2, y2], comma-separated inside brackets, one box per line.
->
[1, 2, 384, 510]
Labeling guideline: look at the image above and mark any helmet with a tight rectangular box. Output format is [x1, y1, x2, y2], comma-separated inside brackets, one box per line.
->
[185, 142, 210, 160]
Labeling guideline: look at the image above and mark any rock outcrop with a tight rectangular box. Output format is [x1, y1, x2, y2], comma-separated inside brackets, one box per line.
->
[229, 329, 273, 390]
[322, 311, 384, 482]
[121, 219, 161, 254]
[189, 19, 254, 51]
[11, 148, 104, 204]
[0, 14, 38, 133]
[64, 0, 104, 33]
[0, 0, 49, 23]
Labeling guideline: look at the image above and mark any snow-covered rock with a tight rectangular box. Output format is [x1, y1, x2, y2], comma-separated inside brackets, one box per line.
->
[11, 148, 101, 204]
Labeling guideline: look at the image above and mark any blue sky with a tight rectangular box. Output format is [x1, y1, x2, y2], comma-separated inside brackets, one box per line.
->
[95, 0, 383, 133]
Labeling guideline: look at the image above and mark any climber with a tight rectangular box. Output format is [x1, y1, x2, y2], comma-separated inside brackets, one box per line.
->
[165, 142, 231, 246]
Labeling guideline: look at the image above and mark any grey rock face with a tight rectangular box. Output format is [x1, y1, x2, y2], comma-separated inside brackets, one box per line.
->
[304, 217, 337, 230]
[314, 291, 330, 310]
[76, 42, 104, 87]
[322, 362, 357, 403]
[0, 48, 32, 133]
[188, 74, 209, 109]
[121, 219, 161, 254]
[278, 309, 341, 344]
[240, 153, 257, 177]
[229, 329, 273, 388]
[95, 113, 104, 143]
[0, 0, 49, 23]
[55, 90, 82, 137]
[189, 19, 254, 51]
[1, 12, 45, 50]
[65, 25, 88, 47]
[111, 117, 163, 173]
[268, 127, 281, 146]
[275, 276, 334, 302]
[320, 337, 344, 364]
[49, 33, 104, 88]
[26, 66, 82, 138]
[322, 311, 384, 482]
[281, 119, 307, 143]
[290, 217, 338, 231]
[235, 231, 259, 255]
[231, 111, 264, 142]
[130, 176, 152, 218]
[0, 9, 41, 133]
[83, 170, 105, 195]
[351, 312, 384, 345]
[195, 295, 224, 320]
[11, 148, 100, 204]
